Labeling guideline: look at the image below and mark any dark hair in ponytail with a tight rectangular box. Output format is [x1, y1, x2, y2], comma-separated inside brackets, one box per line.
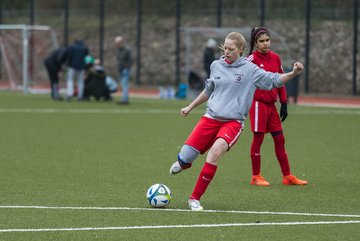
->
[248, 27, 270, 56]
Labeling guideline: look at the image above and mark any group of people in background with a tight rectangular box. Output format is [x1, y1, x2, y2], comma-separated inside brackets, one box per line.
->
[44, 35, 132, 104]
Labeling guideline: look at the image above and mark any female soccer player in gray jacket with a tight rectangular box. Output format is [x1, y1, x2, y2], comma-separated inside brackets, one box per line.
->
[169, 32, 304, 211]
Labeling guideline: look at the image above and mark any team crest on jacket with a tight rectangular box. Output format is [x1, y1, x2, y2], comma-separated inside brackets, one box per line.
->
[234, 74, 243, 83]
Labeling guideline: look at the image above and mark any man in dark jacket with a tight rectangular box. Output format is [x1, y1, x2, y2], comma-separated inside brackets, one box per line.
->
[114, 36, 132, 105]
[44, 47, 68, 100]
[203, 38, 217, 79]
[66, 39, 89, 101]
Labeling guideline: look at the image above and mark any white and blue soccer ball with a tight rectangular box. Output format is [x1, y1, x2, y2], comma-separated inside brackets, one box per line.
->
[146, 183, 172, 208]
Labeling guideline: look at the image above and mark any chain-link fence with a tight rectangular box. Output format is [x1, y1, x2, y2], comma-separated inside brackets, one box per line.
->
[0, 0, 359, 96]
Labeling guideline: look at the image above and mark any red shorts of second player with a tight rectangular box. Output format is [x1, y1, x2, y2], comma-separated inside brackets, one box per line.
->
[249, 100, 283, 133]
[185, 116, 243, 154]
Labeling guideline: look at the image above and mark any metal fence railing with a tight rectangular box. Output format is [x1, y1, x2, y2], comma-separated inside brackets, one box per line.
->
[0, 0, 359, 96]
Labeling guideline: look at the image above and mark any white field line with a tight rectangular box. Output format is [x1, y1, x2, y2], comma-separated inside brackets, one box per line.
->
[298, 102, 360, 109]
[0, 108, 360, 115]
[297, 98, 360, 109]
[0, 108, 182, 114]
[0, 220, 359, 233]
[1, 205, 360, 218]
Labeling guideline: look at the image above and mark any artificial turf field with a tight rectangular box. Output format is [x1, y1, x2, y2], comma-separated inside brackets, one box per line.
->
[0, 92, 359, 241]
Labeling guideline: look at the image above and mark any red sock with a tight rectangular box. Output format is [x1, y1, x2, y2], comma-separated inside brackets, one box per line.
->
[250, 132, 265, 175]
[190, 162, 217, 201]
[273, 133, 291, 176]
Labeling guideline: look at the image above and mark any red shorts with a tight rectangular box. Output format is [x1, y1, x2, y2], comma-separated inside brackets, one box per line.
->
[185, 116, 243, 154]
[249, 101, 283, 133]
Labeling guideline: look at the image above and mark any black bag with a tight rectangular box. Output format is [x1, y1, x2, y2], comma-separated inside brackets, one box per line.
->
[84, 67, 111, 101]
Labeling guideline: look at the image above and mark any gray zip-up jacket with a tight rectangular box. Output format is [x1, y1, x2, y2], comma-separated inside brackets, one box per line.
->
[204, 56, 283, 123]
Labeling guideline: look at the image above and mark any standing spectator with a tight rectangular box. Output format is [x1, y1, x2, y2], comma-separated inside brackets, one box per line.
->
[247, 27, 307, 186]
[169, 32, 304, 211]
[43, 47, 68, 100]
[114, 35, 132, 105]
[203, 38, 217, 78]
[66, 39, 89, 101]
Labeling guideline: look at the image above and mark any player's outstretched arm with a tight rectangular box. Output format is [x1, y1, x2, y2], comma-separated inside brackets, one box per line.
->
[180, 90, 209, 117]
[279, 62, 304, 84]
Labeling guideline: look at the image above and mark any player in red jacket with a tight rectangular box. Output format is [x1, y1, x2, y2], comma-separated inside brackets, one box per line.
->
[247, 27, 307, 186]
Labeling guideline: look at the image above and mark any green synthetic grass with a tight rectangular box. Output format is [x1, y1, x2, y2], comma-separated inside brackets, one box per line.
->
[0, 92, 359, 241]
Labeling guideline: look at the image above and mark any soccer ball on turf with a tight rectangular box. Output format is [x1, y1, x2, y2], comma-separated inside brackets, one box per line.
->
[146, 183, 172, 208]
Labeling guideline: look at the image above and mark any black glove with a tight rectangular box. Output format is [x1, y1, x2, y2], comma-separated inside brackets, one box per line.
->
[280, 103, 288, 122]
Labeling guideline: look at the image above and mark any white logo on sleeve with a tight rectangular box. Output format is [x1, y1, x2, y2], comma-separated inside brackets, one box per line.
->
[202, 176, 211, 181]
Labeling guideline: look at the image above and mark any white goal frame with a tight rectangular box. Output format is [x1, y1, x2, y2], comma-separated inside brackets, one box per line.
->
[0, 24, 58, 93]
